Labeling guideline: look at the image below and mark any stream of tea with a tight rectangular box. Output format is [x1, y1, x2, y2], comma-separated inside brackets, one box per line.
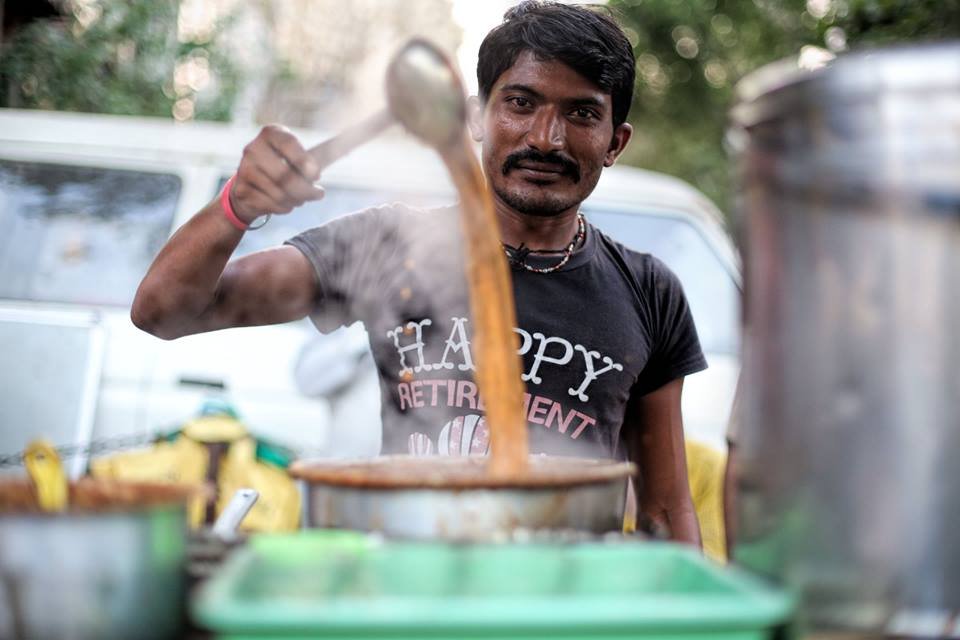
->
[301, 36, 533, 479]
[439, 133, 529, 478]
[382, 39, 531, 478]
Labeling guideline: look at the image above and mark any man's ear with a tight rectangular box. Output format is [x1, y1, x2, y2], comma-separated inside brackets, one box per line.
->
[467, 96, 484, 142]
[604, 122, 633, 167]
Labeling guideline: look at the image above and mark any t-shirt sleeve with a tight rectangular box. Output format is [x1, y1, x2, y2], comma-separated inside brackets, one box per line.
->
[633, 256, 708, 396]
[284, 204, 405, 333]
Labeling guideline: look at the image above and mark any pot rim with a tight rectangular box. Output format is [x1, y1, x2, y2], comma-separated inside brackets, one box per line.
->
[0, 477, 206, 516]
[289, 454, 636, 490]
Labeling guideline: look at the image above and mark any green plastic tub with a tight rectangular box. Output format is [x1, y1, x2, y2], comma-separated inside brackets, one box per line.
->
[192, 531, 794, 640]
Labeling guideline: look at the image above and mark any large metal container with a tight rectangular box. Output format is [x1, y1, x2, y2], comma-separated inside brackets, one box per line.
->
[730, 43, 960, 634]
[291, 455, 634, 541]
[0, 478, 195, 640]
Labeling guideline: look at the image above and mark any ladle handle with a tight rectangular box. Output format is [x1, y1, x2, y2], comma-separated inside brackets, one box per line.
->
[307, 109, 394, 171]
[212, 488, 259, 540]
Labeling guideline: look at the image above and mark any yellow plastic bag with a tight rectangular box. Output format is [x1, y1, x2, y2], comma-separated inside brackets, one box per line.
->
[90, 415, 300, 531]
[24, 440, 68, 512]
[90, 436, 209, 526]
[685, 439, 728, 563]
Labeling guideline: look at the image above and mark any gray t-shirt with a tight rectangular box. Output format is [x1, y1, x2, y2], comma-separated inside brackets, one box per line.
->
[286, 203, 707, 459]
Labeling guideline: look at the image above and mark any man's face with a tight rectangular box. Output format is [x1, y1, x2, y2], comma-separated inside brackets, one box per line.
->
[471, 51, 632, 217]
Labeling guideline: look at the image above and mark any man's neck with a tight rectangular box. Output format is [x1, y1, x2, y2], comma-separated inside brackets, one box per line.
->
[493, 198, 582, 251]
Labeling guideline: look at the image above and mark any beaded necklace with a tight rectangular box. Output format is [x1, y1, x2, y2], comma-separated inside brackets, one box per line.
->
[503, 213, 586, 274]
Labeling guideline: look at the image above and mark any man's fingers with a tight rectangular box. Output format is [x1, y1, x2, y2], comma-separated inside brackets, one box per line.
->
[281, 170, 326, 204]
[253, 153, 318, 208]
[257, 126, 324, 202]
[231, 125, 326, 220]
[269, 130, 322, 182]
[252, 143, 296, 187]
[268, 129, 326, 203]
[243, 160, 292, 207]
[250, 158, 299, 208]
[255, 156, 324, 206]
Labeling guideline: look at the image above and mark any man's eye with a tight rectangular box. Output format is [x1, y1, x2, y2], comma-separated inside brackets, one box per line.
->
[572, 107, 597, 120]
[508, 96, 531, 108]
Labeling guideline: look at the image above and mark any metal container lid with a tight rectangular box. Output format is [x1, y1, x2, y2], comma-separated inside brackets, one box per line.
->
[732, 42, 960, 129]
[730, 42, 960, 202]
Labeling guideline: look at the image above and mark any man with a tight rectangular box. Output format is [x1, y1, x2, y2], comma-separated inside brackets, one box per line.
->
[132, 1, 705, 545]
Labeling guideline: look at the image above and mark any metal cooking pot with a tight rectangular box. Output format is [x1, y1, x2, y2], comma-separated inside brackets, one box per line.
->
[730, 42, 960, 634]
[291, 455, 635, 541]
[0, 478, 196, 640]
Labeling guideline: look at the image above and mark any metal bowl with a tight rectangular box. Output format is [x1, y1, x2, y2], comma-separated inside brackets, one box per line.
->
[0, 478, 198, 640]
[290, 455, 635, 541]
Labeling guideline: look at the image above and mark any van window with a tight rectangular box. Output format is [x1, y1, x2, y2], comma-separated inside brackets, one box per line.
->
[586, 207, 739, 356]
[0, 160, 180, 306]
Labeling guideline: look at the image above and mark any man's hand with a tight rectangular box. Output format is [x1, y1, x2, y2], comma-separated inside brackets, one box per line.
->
[131, 126, 323, 340]
[231, 125, 326, 223]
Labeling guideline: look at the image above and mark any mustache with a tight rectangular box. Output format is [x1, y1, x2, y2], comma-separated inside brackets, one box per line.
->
[502, 149, 580, 183]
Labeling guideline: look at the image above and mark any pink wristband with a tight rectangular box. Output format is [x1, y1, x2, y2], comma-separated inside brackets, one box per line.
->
[220, 175, 249, 231]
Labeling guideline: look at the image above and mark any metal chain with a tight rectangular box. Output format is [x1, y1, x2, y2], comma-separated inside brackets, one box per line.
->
[0, 432, 157, 469]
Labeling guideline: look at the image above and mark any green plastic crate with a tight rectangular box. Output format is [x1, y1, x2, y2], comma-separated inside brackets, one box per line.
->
[192, 531, 794, 640]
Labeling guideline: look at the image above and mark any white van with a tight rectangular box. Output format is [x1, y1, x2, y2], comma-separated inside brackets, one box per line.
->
[0, 109, 739, 471]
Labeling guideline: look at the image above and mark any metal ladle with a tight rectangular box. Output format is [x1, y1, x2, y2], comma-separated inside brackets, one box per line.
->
[306, 38, 467, 165]
[384, 38, 467, 149]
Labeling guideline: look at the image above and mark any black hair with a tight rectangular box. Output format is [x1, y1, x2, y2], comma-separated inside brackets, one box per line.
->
[477, 1, 636, 128]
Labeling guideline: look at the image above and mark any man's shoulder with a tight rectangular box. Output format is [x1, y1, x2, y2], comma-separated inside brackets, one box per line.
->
[591, 224, 675, 287]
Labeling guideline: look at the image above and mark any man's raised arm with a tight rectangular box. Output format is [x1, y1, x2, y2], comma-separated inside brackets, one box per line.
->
[131, 125, 325, 340]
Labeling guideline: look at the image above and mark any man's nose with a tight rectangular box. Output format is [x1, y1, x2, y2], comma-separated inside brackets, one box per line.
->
[524, 107, 565, 152]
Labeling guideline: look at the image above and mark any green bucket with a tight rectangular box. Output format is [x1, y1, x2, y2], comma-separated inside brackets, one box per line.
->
[192, 531, 794, 640]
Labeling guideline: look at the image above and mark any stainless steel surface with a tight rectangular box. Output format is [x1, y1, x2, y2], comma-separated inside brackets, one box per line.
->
[731, 42, 960, 633]
[301, 480, 628, 541]
[0, 484, 191, 640]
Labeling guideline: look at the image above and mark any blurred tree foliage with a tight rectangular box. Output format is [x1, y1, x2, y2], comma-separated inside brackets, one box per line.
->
[0, 0, 241, 121]
[610, 0, 960, 214]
